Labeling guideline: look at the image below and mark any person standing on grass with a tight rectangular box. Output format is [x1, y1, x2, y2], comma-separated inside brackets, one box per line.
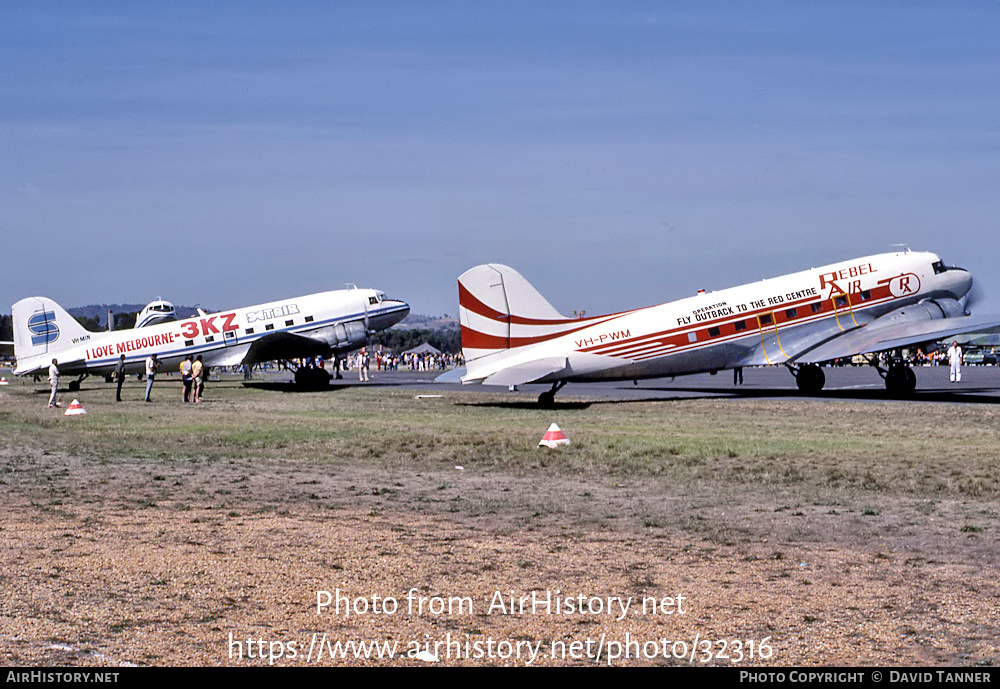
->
[191, 355, 205, 403]
[47, 358, 60, 408]
[180, 354, 193, 402]
[114, 355, 127, 401]
[144, 354, 159, 402]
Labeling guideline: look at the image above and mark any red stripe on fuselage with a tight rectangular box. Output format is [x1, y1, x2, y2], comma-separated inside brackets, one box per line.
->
[578, 286, 896, 360]
[461, 321, 612, 350]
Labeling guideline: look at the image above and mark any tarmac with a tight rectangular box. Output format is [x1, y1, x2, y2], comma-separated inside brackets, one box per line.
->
[256, 363, 1000, 404]
[6, 361, 998, 404]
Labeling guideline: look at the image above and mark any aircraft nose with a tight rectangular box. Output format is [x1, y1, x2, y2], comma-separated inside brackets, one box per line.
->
[948, 268, 973, 300]
[370, 299, 410, 331]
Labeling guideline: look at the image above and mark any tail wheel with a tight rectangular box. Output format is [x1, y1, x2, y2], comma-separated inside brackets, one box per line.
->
[536, 381, 566, 407]
[795, 364, 825, 394]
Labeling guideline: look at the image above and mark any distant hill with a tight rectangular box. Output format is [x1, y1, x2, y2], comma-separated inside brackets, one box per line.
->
[392, 314, 459, 331]
[66, 304, 204, 330]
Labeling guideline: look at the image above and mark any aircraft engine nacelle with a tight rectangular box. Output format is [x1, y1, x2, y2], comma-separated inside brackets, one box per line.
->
[869, 298, 967, 327]
[308, 320, 369, 353]
[334, 320, 368, 351]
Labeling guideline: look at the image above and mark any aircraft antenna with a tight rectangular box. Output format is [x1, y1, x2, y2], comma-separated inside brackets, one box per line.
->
[890, 243, 910, 253]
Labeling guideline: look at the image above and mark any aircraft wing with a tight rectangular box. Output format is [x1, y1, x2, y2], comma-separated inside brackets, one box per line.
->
[794, 313, 1000, 364]
[240, 331, 333, 367]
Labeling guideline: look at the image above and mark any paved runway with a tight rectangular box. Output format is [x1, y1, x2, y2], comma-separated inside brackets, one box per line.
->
[274, 364, 1000, 404]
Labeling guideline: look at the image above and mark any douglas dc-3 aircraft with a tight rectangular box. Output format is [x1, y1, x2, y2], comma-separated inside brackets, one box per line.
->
[12, 288, 409, 389]
[457, 249, 1000, 404]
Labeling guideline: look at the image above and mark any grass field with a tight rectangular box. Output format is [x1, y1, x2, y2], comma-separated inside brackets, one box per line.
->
[7, 373, 1000, 504]
[2, 371, 999, 665]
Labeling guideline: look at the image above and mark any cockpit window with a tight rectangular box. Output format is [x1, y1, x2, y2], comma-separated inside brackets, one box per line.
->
[933, 260, 966, 274]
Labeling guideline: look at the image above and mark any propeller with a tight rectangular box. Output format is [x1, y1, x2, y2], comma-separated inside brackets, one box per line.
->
[962, 283, 984, 315]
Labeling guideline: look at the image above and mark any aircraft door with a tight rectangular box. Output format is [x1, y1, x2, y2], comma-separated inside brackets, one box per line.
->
[830, 293, 858, 331]
[755, 312, 789, 365]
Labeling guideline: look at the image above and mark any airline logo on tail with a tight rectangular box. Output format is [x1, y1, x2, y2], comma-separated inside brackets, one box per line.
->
[27, 311, 59, 346]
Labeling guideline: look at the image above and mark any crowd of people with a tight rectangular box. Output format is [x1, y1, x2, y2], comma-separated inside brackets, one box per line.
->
[364, 349, 464, 373]
[38, 340, 467, 407]
[31, 339, 1000, 407]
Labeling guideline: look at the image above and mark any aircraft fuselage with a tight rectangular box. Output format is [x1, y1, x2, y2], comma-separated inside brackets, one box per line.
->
[14, 289, 409, 378]
[462, 251, 972, 387]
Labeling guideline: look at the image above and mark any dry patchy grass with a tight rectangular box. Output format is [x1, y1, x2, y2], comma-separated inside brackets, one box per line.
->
[2, 374, 999, 666]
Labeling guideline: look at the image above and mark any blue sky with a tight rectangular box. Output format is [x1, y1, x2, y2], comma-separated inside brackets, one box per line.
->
[4, 1, 999, 317]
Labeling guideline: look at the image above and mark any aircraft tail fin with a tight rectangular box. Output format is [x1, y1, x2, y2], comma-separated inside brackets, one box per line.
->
[458, 264, 593, 365]
[12, 297, 92, 374]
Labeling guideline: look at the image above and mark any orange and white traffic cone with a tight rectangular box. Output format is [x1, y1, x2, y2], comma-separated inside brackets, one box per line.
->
[64, 399, 87, 416]
[538, 423, 570, 448]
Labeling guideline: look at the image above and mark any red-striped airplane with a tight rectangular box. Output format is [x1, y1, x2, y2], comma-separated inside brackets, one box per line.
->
[456, 249, 997, 404]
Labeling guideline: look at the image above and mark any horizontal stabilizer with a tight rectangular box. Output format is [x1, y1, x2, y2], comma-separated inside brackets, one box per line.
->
[434, 366, 466, 383]
[471, 357, 568, 387]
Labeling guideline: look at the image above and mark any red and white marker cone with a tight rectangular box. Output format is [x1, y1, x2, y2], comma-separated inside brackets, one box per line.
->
[538, 423, 570, 448]
[0, 377, 8, 385]
[64, 399, 87, 416]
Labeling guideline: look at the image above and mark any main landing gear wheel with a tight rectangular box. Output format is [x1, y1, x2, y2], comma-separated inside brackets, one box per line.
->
[794, 364, 825, 394]
[294, 365, 332, 390]
[884, 363, 916, 397]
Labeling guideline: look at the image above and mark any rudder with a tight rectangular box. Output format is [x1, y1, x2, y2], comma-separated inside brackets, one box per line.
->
[12, 297, 91, 374]
[458, 264, 580, 363]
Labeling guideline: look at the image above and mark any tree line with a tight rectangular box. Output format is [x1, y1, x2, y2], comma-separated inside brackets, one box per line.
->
[373, 328, 461, 354]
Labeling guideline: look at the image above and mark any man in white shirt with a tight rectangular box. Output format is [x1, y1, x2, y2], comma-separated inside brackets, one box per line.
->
[47, 359, 59, 408]
[947, 341, 963, 383]
[144, 354, 159, 402]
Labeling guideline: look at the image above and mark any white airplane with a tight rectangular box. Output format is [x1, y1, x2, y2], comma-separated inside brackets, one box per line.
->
[12, 287, 409, 389]
[456, 249, 1000, 404]
[135, 299, 179, 328]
